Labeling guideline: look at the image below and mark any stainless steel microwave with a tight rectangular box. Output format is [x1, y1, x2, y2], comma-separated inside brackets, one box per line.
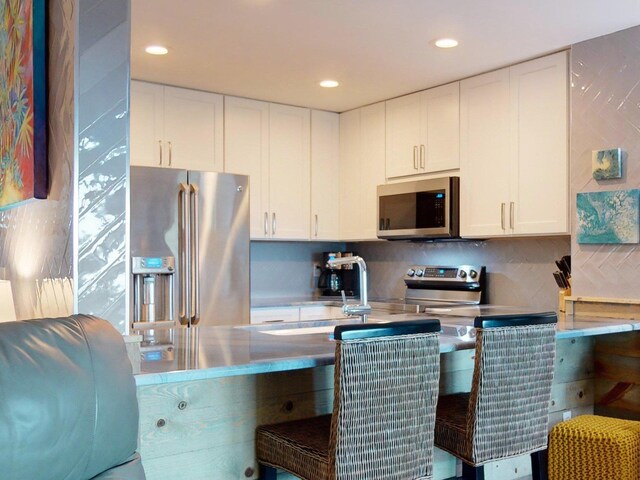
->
[377, 177, 460, 240]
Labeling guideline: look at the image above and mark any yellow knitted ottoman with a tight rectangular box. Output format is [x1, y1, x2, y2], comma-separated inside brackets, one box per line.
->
[549, 415, 640, 480]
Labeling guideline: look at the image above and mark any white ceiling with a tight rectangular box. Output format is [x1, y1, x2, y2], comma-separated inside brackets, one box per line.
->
[131, 0, 640, 113]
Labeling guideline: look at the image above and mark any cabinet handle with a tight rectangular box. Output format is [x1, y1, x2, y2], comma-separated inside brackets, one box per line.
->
[420, 144, 426, 169]
[158, 140, 163, 166]
[413, 146, 418, 170]
[314, 214, 319, 237]
[264, 212, 269, 237]
[501, 203, 506, 230]
[168, 141, 172, 166]
[272, 212, 277, 236]
[510, 202, 514, 230]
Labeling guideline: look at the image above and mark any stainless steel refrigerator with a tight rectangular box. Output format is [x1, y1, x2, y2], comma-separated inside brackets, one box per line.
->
[130, 166, 250, 327]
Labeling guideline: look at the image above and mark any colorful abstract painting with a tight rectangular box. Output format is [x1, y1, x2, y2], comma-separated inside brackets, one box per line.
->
[576, 189, 640, 244]
[592, 148, 623, 180]
[0, 0, 46, 209]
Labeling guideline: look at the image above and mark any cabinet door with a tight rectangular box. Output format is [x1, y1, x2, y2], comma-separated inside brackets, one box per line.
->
[338, 109, 362, 241]
[360, 102, 386, 240]
[224, 96, 270, 239]
[310, 110, 340, 240]
[268, 104, 311, 240]
[385, 93, 421, 179]
[510, 51, 568, 235]
[422, 82, 460, 173]
[163, 86, 223, 172]
[460, 68, 511, 237]
[130, 81, 164, 167]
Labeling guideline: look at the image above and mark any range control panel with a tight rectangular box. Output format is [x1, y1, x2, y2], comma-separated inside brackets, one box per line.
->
[405, 265, 483, 284]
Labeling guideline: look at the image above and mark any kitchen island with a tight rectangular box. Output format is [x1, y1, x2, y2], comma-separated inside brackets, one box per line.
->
[135, 312, 640, 480]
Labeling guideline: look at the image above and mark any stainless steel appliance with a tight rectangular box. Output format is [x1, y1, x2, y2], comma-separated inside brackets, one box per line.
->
[130, 166, 250, 328]
[132, 255, 175, 345]
[377, 177, 459, 240]
[317, 252, 360, 297]
[404, 264, 486, 306]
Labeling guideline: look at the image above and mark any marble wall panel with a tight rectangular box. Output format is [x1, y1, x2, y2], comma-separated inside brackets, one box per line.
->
[75, 0, 130, 332]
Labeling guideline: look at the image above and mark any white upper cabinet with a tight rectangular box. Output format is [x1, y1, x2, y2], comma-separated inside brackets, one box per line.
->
[130, 81, 223, 171]
[310, 110, 340, 240]
[339, 102, 386, 241]
[460, 51, 568, 237]
[268, 104, 311, 240]
[224, 96, 270, 238]
[509, 52, 568, 235]
[386, 82, 459, 178]
[225, 98, 311, 240]
[460, 68, 511, 237]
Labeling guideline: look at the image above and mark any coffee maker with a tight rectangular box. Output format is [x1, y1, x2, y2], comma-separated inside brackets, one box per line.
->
[318, 252, 360, 297]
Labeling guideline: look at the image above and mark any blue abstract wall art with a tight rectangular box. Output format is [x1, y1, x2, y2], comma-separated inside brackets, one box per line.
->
[592, 148, 623, 180]
[576, 189, 640, 244]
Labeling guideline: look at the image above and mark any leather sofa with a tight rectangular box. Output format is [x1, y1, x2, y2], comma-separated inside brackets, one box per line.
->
[0, 314, 146, 480]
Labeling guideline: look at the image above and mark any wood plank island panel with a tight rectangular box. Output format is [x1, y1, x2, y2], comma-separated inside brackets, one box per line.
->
[137, 337, 595, 480]
[595, 331, 640, 420]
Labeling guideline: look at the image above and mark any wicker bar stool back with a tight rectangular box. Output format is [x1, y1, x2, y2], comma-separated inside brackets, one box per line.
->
[434, 312, 557, 480]
[256, 319, 441, 480]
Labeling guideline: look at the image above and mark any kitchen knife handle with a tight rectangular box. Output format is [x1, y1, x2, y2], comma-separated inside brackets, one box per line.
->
[168, 141, 172, 166]
[315, 214, 318, 237]
[420, 144, 426, 169]
[510, 202, 514, 230]
[264, 212, 269, 237]
[501, 203, 506, 230]
[178, 183, 190, 325]
[158, 140, 163, 166]
[272, 212, 277, 236]
[190, 183, 200, 325]
[413, 146, 418, 170]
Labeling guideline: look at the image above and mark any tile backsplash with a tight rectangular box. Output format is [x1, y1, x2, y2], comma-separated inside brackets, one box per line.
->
[571, 25, 640, 300]
[252, 237, 570, 311]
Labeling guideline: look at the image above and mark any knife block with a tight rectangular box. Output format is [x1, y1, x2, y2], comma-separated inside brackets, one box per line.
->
[558, 288, 571, 313]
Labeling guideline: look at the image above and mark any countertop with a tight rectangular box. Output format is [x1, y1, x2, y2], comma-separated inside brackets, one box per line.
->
[135, 308, 640, 387]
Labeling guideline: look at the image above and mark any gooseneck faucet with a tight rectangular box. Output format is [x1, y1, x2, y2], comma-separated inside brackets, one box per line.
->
[326, 255, 371, 319]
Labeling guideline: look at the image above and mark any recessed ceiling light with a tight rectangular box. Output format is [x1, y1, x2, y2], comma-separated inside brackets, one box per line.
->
[319, 80, 339, 88]
[145, 45, 169, 55]
[434, 38, 459, 49]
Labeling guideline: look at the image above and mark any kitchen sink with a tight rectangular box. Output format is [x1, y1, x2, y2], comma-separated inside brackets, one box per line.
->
[241, 317, 475, 340]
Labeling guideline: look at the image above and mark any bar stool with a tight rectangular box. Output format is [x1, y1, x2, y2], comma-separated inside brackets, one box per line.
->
[434, 312, 558, 480]
[256, 319, 441, 480]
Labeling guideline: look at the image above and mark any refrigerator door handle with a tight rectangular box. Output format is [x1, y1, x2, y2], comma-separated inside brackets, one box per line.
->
[178, 183, 191, 325]
[190, 183, 200, 325]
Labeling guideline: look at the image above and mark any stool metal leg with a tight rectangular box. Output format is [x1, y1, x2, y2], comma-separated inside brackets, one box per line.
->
[259, 463, 277, 480]
[461, 462, 484, 480]
[531, 449, 548, 480]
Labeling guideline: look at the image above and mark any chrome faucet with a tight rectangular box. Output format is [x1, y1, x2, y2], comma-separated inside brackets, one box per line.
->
[326, 255, 371, 319]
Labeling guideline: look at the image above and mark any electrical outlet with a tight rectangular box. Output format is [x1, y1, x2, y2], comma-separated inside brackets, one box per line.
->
[562, 410, 572, 421]
[313, 263, 322, 278]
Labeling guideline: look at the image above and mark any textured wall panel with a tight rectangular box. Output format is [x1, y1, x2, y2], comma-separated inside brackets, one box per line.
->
[75, 0, 130, 332]
[0, 0, 75, 320]
[351, 238, 570, 310]
[571, 26, 640, 299]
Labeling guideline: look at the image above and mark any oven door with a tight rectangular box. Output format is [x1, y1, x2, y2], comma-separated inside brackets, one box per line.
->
[377, 177, 459, 239]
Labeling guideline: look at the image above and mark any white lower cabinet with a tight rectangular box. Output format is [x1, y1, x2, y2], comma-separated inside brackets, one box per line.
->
[460, 51, 568, 237]
[250, 305, 347, 324]
[339, 102, 386, 241]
